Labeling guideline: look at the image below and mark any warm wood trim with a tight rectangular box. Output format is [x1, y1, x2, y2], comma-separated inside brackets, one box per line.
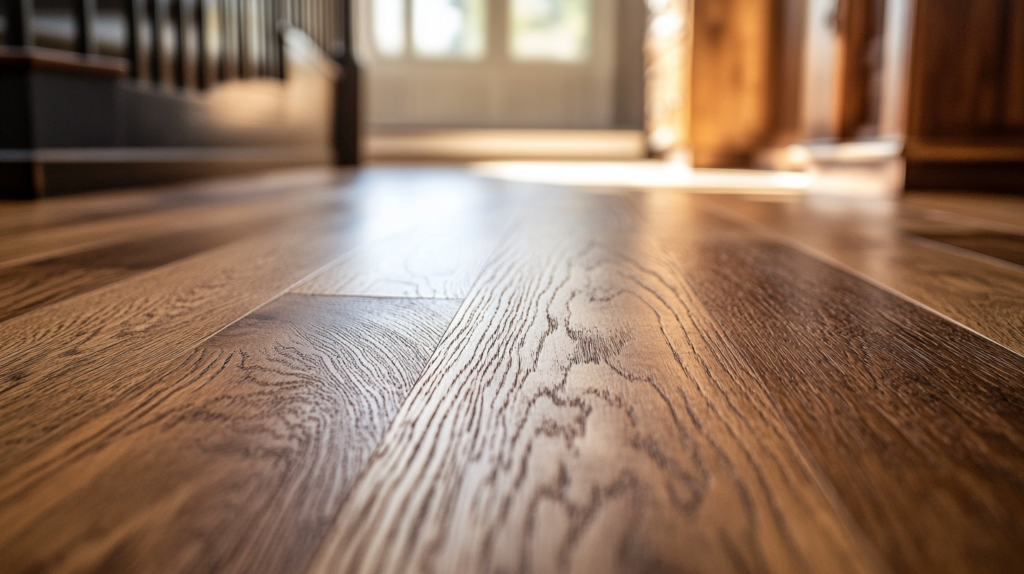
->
[905, 141, 1024, 162]
[878, 0, 916, 138]
[905, 161, 1024, 192]
[0, 47, 129, 77]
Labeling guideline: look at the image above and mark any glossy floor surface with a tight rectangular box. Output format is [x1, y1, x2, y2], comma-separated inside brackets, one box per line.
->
[2, 168, 1024, 574]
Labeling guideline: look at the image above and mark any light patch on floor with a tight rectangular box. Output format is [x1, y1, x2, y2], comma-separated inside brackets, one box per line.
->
[470, 160, 810, 194]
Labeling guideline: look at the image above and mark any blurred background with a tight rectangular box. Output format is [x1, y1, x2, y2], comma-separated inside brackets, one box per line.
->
[2, 0, 1022, 198]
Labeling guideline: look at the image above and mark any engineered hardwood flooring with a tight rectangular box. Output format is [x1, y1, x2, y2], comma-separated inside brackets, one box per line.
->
[293, 207, 513, 299]
[0, 218, 282, 321]
[309, 194, 886, 574]
[0, 167, 345, 236]
[3, 169, 1024, 574]
[0, 186, 340, 268]
[915, 230, 1024, 268]
[0, 295, 460, 574]
[704, 195, 1024, 355]
[904, 191, 1024, 231]
[642, 194, 1024, 574]
[0, 169, 517, 467]
[0, 207, 358, 465]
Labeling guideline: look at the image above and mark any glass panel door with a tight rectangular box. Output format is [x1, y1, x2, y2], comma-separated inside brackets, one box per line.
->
[411, 0, 486, 59]
[371, 0, 405, 58]
[361, 0, 615, 129]
[509, 0, 591, 62]
[370, 0, 486, 59]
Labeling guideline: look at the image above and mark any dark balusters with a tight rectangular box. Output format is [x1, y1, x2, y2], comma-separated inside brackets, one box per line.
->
[146, 0, 161, 82]
[177, 0, 199, 87]
[334, 0, 359, 165]
[4, 0, 33, 46]
[73, 0, 98, 53]
[1, 0, 341, 92]
[255, 0, 265, 75]
[126, 0, 142, 77]
[199, 0, 219, 86]
[238, 0, 249, 77]
[221, 0, 238, 79]
[267, 0, 279, 76]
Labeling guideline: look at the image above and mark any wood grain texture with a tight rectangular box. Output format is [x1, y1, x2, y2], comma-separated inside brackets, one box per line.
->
[704, 195, 1024, 356]
[835, 0, 885, 138]
[0, 166, 341, 236]
[638, 196, 1024, 574]
[915, 230, 1024, 268]
[690, 0, 776, 166]
[308, 193, 887, 574]
[908, 0, 1024, 140]
[5, 167, 1024, 574]
[904, 191, 1024, 231]
[0, 168, 521, 467]
[0, 295, 460, 574]
[0, 221, 272, 322]
[0, 207, 359, 466]
[0, 184, 339, 269]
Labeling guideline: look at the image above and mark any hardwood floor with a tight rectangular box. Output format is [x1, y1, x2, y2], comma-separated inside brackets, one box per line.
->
[706, 195, 1024, 355]
[1, 167, 1023, 574]
[1, 295, 459, 574]
[0, 220, 285, 321]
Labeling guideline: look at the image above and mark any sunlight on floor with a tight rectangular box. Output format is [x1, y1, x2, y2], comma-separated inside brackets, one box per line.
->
[470, 161, 811, 194]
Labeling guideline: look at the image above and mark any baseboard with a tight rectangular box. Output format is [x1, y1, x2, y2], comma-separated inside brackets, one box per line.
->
[0, 147, 333, 198]
[905, 161, 1024, 193]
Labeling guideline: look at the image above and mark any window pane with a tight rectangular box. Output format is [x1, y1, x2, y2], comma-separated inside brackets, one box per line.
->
[510, 0, 590, 62]
[412, 0, 485, 60]
[373, 0, 405, 58]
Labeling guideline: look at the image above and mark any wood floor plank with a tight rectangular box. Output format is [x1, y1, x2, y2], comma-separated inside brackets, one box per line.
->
[0, 207, 362, 466]
[7, 168, 1024, 574]
[0, 167, 344, 236]
[904, 191, 1024, 231]
[0, 184, 341, 269]
[0, 220, 278, 322]
[637, 195, 1024, 574]
[307, 193, 886, 574]
[915, 230, 1024, 268]
[292, 207, 513, 299]
[0, 169, 523, 467]
[0, 295, 460, 574]
[703, 195, 1024, 356]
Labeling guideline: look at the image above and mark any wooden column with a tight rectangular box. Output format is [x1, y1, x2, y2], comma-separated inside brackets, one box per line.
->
[690, 0, 776, 167]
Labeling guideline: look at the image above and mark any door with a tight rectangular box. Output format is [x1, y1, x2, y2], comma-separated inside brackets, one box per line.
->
[358, 0, 617, 129]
